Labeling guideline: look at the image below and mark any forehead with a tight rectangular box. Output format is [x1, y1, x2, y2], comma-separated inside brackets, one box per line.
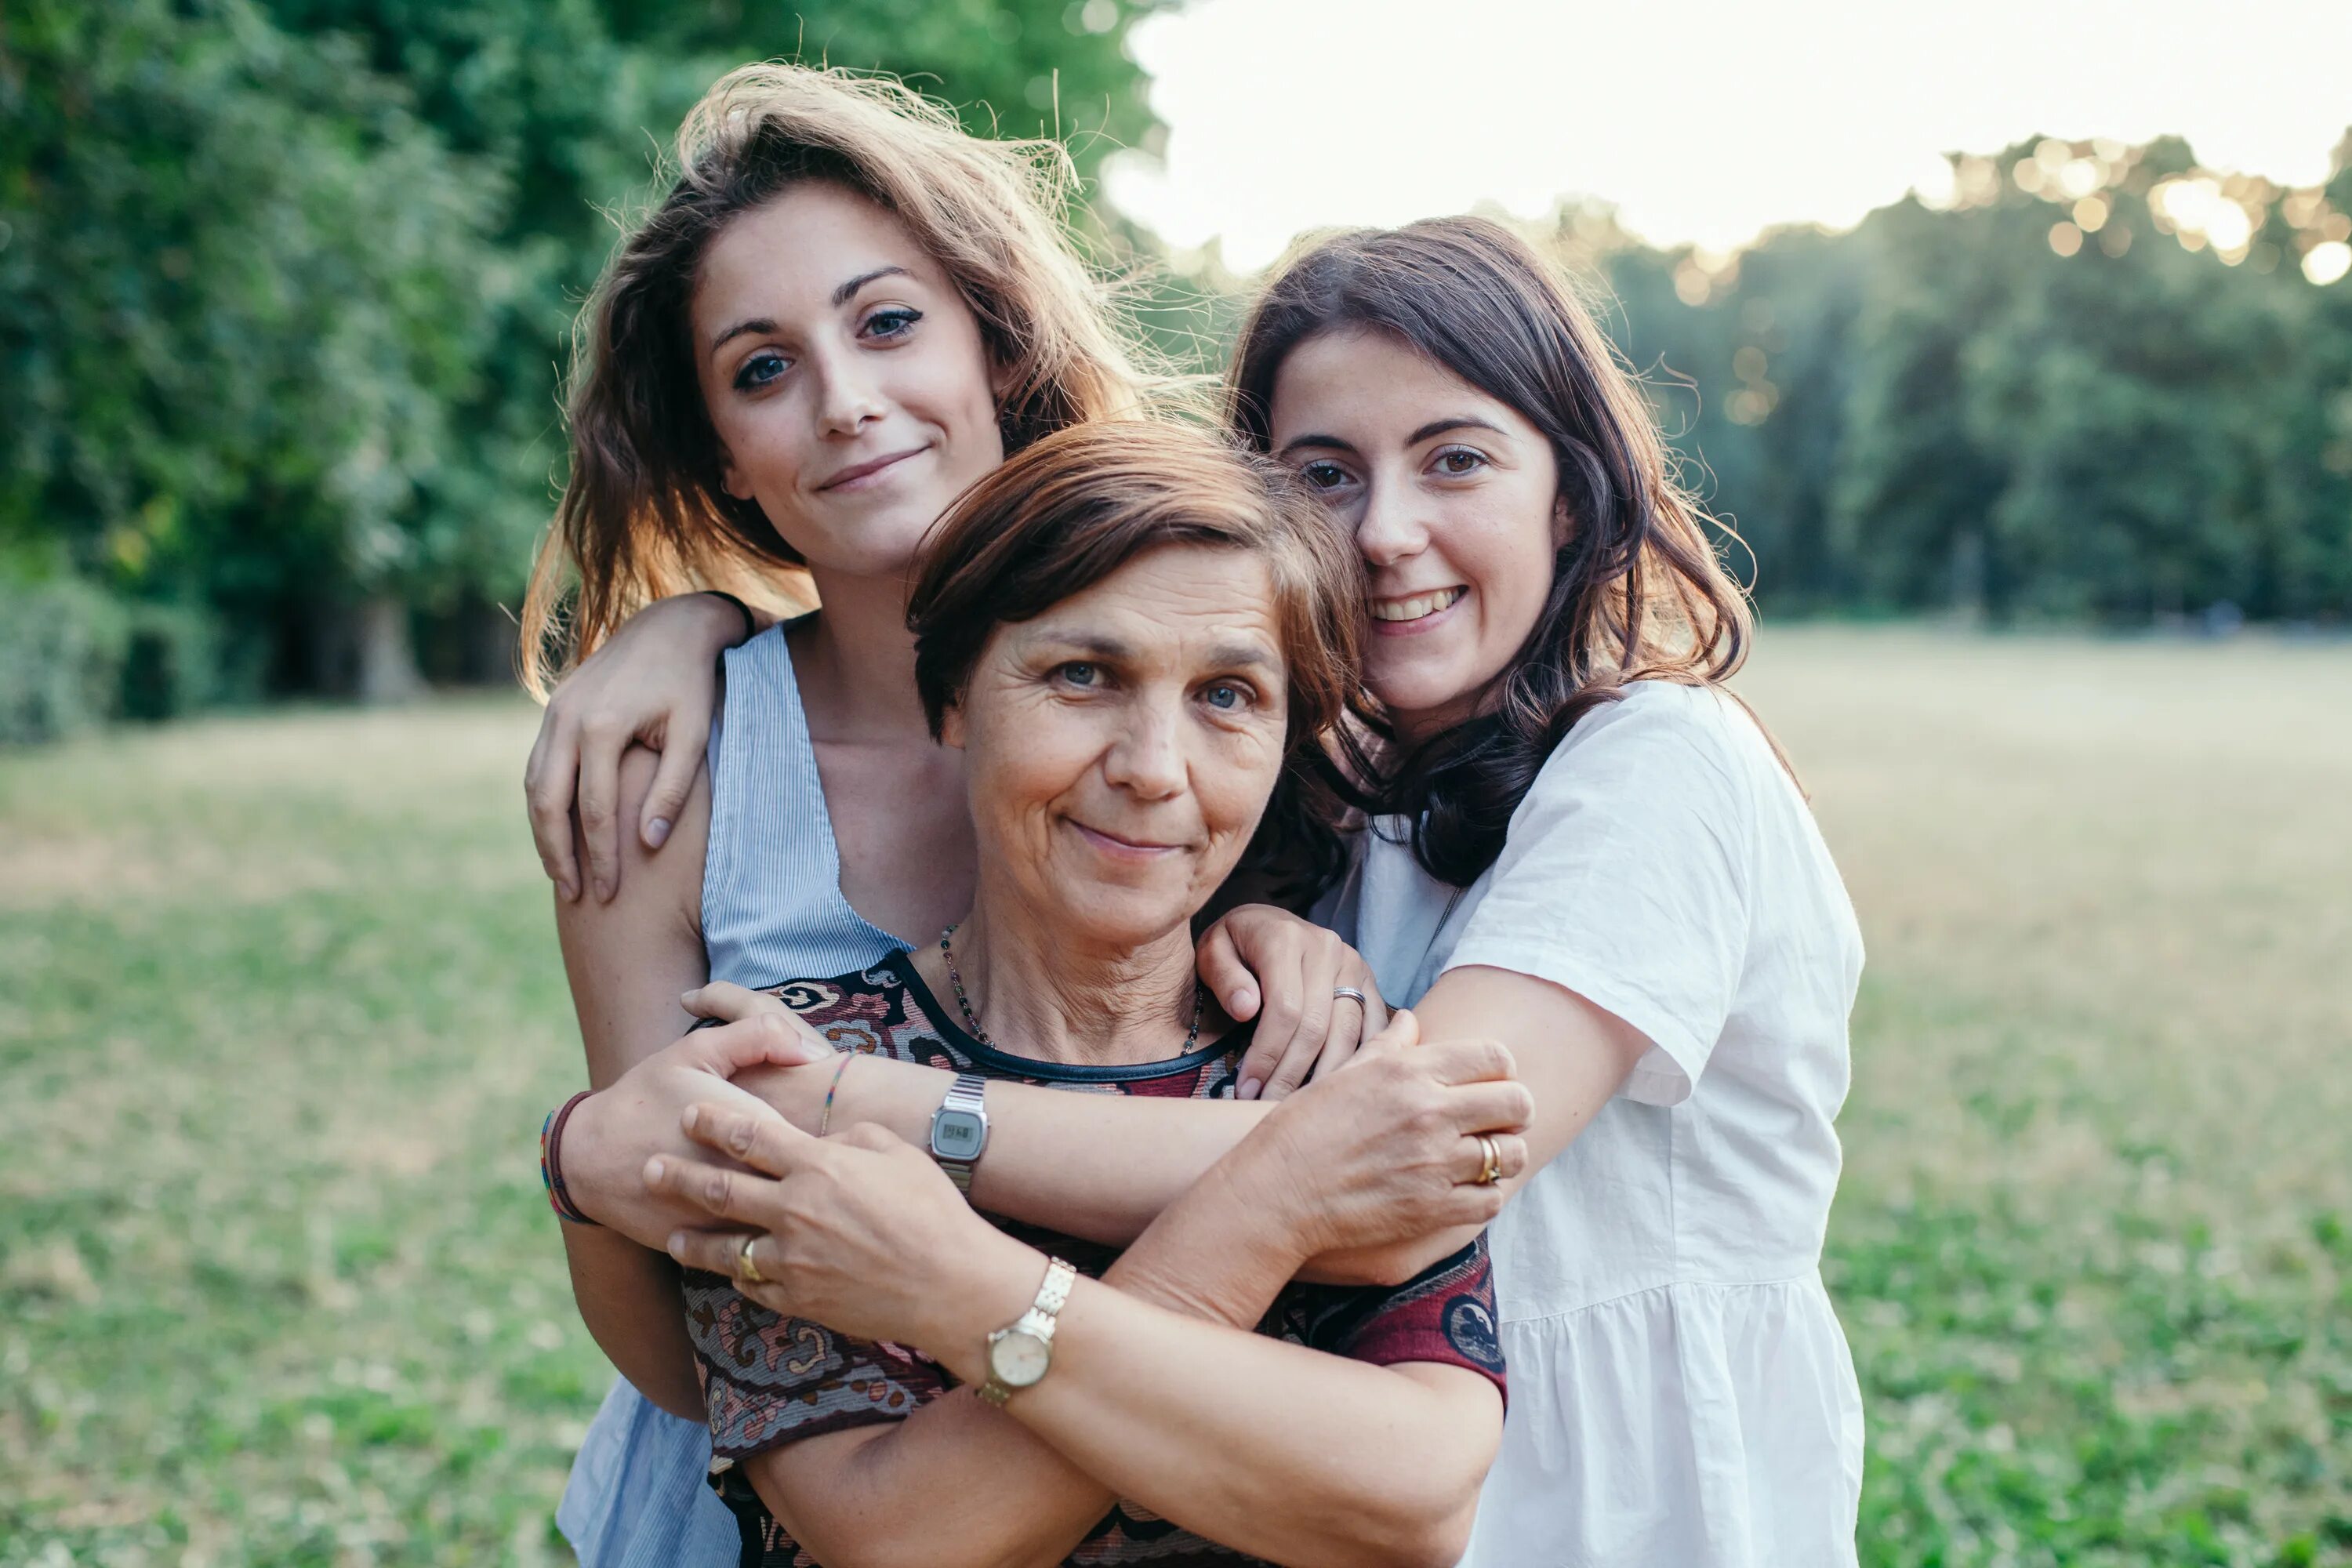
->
[1007, 544, 1283, 661]
[691, 180, 937, 328]
[1267, 328, 1538, 445]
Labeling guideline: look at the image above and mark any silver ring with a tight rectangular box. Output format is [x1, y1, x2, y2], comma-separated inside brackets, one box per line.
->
[1331, 986, 1369, 1011]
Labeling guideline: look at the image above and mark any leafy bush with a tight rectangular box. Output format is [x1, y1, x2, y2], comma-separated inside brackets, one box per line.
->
[0, 579, 129, 743]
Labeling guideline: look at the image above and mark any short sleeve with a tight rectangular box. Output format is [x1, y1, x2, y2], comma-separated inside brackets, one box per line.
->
[1446, 684, 1755, 1106]
[1283, 1240, 1508, 1402]
[682, 1272, 946, 1461]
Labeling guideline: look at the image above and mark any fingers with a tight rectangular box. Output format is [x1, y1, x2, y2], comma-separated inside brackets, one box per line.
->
[1422, 1036, 1517, 1087]
[665, 1226, 768, 1280]
[1307, 982, 1371, 1081]
[1194, 924, 1260, 1022]
[637, 713, 706, 852]
[681, 980, 786, 1023]
[679, 1015, 832, 1074]
[1351, 1007, 1419, 1063]
[643, 1151, 782, 1226]
[575, 722, 627, 902]
[1444, 1079, 1537, 1136]
[525, 713, 584, 902]
[1260, 946, 1341, 1102]
[1457, 1131, 1532, 1187]
[680, 1100, 814, 1177]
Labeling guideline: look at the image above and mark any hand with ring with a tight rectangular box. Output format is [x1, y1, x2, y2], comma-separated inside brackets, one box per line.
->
[1204, 1021, 1534, 1267]
[1193, 904, 1391, 1102]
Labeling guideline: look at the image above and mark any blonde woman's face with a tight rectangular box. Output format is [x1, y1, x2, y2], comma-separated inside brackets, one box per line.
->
[693, 181, 1004, 580]
[1269, 329, 1562, 742]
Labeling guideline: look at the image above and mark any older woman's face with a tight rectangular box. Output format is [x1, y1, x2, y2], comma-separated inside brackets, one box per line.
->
[942, 543, 1290, 952]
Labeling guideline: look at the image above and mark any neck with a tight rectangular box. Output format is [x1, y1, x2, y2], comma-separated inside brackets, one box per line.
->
[942, 898, 1201, 1069]
[795, 564, 927, 738]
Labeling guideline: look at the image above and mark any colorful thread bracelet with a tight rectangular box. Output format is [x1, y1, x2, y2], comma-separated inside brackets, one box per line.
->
[540, 1089, 601, 1225]
[818, 1049, 854, 1138]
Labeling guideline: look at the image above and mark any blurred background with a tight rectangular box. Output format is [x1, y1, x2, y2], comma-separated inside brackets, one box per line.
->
[2, 2, 2347, 1564]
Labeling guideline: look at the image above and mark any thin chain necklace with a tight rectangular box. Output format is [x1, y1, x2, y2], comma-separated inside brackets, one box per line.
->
[939, 924, 1203, 1054]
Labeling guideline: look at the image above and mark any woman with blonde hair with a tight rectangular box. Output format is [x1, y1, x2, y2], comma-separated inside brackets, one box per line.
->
[530, 64, 1406, 1566]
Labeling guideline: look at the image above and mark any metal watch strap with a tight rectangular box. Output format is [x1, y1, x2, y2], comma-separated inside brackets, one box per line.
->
[934, 1072, 989, 1192]
[978, 1256, 1077, 1409]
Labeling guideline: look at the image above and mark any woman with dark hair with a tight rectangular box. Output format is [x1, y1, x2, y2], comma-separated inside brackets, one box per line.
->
[546, 213, 1865, 1565]
[565, 420, 1520, 1566]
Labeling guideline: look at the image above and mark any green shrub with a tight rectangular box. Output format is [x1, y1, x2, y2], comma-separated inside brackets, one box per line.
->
[0, 579, 130, 743]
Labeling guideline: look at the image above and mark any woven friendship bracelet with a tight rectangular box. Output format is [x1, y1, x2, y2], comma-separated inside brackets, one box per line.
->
[540, 1089, 601, 1225]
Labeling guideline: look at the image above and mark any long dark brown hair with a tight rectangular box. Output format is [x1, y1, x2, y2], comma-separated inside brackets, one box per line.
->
[521, 64, 1153, 695]
[1228, 216, 1772, 887]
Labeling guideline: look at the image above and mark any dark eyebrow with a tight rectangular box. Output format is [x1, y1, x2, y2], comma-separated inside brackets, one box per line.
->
[831, 265, 912, 307]
[1407, 416, 1508, 445]
[1207, 641, 1280, 673]
[708, 317, 775, 358]
[1276, 433, 1357, 459]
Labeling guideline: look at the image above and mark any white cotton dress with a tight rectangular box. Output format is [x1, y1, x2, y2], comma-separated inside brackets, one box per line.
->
[1322, 681, 1868, 1568]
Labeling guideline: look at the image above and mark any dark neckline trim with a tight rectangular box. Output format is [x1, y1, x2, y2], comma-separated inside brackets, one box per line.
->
[890, 950, 1247, 1084]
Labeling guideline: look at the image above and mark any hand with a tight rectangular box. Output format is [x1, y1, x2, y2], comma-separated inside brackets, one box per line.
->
[525, 592, 746, 902]
[651, 1103, 1037, 1359]
[561, 1012, 833, 1246]
[1223, 1022, 1535, 1262]
[1195, 905, 1390, 1102]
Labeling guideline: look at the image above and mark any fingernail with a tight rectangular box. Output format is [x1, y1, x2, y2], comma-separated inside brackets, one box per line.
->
[666, 1232, 687, 1256]
[645, 818, 672, 848]
[1237, 1076, 1261, 1101]
[559, 879, 579, 902]
[681, 1106, 701, 1133]
[593, 880, 612, 902]
[644, 1157, 665, 1183]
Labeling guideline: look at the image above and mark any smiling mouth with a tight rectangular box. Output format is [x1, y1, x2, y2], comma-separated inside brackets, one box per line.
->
[818, 446, 927, 491]
[1070, 821, 1185, 858]
[1369, 586, 1467, 623]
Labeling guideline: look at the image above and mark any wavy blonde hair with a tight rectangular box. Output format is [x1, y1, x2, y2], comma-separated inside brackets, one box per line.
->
[521, 63, 1157, 695]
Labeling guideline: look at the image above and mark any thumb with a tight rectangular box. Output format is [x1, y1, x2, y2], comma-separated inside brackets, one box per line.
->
[684, 1014, 831, 1076]
[681, 979, 776, 1023]
[1194, 924, 1260, 1020]
[1363, 1007, 1419, 1055]
[638, 718, 706, 851]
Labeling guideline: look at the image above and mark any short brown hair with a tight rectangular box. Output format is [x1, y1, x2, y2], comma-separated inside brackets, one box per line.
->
[909, 421, 1365, 906]
[521, 63, 1160, 695]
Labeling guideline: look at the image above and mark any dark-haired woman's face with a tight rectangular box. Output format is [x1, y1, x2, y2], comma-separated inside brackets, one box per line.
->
[693, 181, 1004, 580]
[1268, 329, 1561, 741]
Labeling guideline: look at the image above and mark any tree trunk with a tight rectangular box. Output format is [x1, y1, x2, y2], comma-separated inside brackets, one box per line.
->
[353, 594, 423, 704]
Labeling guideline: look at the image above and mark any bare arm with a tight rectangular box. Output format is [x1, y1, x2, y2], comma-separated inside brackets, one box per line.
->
[658, 1093, 1505, 1568]
[547, 749, 720, 1417]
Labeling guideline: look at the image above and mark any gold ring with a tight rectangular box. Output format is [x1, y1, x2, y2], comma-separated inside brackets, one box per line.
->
[1475, 1135, 1502, 1186]
[735, 1233, 765, 1285]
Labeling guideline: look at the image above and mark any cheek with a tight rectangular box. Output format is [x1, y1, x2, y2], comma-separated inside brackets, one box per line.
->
[1198, 721, 1287, 835]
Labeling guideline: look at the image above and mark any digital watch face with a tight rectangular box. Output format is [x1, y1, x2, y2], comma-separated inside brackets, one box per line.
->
[931, 1109, 987, 1162]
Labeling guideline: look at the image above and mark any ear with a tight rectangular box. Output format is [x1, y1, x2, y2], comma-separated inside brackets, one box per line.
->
[717, 443, 753, 503]
[938, 700, 967, 750]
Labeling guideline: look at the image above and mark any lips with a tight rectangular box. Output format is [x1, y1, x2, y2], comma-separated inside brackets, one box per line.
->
[818, 445, 927, 491]
[1369, 586, 1466, 623]
[1069, 820, 1186, 858]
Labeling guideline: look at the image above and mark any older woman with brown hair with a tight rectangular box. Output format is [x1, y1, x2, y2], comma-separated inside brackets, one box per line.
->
[568, 420, 1530, 1567]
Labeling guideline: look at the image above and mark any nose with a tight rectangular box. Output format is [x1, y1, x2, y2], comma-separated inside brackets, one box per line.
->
[811, 346, 887, 439]
[1101, 694, 1186, 803]
[1353, 471, 1428, 569]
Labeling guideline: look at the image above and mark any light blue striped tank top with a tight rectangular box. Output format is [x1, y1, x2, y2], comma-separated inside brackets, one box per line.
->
[557, 619, 913, 1568]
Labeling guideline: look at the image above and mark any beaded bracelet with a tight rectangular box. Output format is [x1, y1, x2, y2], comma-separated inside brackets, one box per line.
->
[539, 1090, 601, 1225]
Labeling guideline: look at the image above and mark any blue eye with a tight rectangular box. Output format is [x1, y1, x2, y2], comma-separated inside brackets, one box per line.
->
[1058, 662, 1098, 687]
[1203, 682, 1246, 710]
[733, 350, 788, 391]
[864, 307, 921, 340]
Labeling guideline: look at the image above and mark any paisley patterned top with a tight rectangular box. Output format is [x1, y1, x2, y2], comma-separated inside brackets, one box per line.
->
[682, 952, 1506, 1567]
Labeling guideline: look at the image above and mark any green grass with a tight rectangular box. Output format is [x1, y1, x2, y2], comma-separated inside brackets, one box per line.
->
[3, 630, 2349, 1566]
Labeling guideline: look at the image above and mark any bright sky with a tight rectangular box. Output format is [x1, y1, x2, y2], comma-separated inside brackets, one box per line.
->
[1105, 0, 2352, 270]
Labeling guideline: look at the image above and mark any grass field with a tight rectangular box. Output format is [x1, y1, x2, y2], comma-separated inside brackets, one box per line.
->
[3, 626, 2348, 1567]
